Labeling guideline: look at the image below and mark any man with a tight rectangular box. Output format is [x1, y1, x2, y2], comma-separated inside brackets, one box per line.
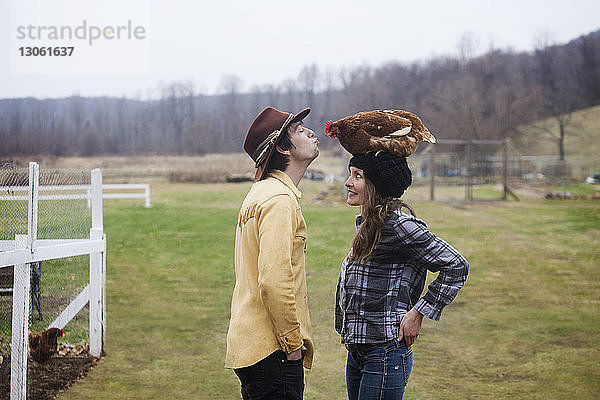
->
[225, 106, 319, 399]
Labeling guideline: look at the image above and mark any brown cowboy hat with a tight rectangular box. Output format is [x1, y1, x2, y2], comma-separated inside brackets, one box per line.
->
[243, 106, 311, 181]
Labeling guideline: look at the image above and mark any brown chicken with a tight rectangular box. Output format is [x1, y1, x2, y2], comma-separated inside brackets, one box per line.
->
[325, 109, 436, 157]
[29, 327, 63, 363]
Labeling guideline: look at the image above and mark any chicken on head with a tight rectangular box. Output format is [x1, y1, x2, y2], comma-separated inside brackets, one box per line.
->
[325, 109, 436, 157]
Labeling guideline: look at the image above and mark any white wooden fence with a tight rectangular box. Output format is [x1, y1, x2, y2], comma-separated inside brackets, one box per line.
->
[0, 182, 151, 208]
[102, 183, 151, 208]
[0, 162, 106, 400]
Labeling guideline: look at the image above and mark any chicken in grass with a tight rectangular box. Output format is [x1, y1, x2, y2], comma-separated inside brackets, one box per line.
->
[325, 109, 436, 157]
[29, 327, 63, 363]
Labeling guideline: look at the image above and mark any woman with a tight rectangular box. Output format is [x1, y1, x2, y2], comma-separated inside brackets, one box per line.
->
[335, 151, 469, 400]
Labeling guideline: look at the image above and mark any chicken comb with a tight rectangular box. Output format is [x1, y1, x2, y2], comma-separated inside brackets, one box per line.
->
[325, 120, 337, 138]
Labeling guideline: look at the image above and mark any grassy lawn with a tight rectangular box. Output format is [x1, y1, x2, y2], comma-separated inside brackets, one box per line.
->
[56, 180, 600, 400]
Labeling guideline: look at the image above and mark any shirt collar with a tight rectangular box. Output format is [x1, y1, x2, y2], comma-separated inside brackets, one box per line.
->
[355, 214, 363, 229]
[267, 170, 302, 199]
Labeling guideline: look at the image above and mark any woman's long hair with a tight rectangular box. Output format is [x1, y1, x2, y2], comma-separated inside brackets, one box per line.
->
[348, 178, 415, 263]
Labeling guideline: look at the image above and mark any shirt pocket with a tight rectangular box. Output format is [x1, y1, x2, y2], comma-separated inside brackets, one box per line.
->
[396, 284, 413, 312]
[291, 235, 307, 281]
[293, 234, 306, 252]
[292, 235, 308, 298]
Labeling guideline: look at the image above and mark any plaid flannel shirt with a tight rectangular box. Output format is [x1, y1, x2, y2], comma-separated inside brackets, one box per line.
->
[335, 208, 469, 344]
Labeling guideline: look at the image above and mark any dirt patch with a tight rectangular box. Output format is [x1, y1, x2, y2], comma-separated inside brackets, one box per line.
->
[493, 183, 548, 200]
[310, 183, 346, 205]
[0, 348, 102, 400]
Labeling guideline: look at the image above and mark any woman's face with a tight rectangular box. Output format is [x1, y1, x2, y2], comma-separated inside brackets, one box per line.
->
[345, 166, 367, 206]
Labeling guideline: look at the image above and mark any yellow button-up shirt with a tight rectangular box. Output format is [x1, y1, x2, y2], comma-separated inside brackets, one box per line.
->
[225, 170, 314, 369]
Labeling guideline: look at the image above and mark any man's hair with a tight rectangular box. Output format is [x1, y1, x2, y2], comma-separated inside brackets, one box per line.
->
[263, 125, 296, 177]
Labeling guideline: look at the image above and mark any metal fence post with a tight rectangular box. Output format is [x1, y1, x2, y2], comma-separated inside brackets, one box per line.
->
[465, 142, 473, 202]
[430, 145, 435, 201]
[503, 138, 509, 200]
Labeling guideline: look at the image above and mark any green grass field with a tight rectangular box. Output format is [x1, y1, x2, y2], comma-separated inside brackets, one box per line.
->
[54, 179, 599, 400]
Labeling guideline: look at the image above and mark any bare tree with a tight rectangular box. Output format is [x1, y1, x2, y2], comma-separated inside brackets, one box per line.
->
[298, 64, 319, 107]
[534, 40, 581, 160]
[577, 33, 600, 104]
[218, 74, 245, 151]
[160, 81, 195, 154]
[69, 95, 86, 154]
[280, 79, 298, 112]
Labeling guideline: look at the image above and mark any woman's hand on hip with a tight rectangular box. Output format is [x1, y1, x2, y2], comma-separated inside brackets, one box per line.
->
[399, 307, 424, 347]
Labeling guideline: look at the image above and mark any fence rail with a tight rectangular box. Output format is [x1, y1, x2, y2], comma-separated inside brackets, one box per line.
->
[0, 183, 151, 208]
[101, 184, 151, 208]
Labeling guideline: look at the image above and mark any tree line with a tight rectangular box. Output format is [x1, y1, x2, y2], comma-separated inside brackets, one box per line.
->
[1, 30, 599, 159]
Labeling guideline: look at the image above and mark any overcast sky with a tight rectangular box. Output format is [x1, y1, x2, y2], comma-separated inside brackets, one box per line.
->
[2, 0, 599, 99]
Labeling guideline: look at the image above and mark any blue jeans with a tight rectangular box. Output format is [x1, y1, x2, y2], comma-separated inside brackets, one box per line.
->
[345, 339, 413, 400]
[234, 350, 304, 400]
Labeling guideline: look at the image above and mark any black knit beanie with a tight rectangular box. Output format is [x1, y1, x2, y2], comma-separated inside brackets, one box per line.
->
[348, 152, 412, 198]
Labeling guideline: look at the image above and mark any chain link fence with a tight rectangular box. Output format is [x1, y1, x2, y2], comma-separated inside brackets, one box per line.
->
[408, 140, 509, 202]
[405, 138, 598, 203]
[0, 163, 91, 356]
[0, 163, 28, 355]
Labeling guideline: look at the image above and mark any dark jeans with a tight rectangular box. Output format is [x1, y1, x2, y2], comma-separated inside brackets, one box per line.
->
[346, 339, 413, 400]
[234, 350, 304, 400]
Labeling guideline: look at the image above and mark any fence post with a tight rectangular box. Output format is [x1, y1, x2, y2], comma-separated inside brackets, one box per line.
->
[144, 184, 151, 208]
[503, 138, 509, 200]
[429, 145, 435, 201]
[10, 235, 30, 400]
[27, 162, 38, 253]
[465, 142, 473, 202]
[102, 233, 107, 343]
[89, 169, 104, 357]
[10, 163, 39, 400]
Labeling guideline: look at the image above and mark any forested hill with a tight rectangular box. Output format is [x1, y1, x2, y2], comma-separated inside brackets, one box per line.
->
[1, 29, 599, 157]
